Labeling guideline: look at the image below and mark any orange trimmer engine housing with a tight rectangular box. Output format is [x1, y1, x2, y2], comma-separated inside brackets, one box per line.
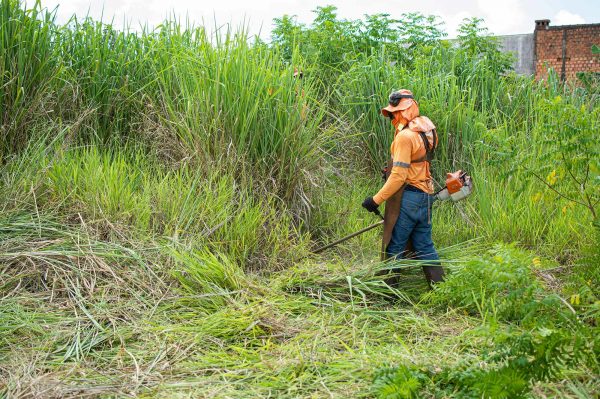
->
[435, 170, 472, 202]
[445, 171, 465, 194]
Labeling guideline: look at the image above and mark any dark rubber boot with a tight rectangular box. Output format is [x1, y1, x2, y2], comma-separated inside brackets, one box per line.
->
[422, 265, 445, 287]
[384, 270, 401, 288]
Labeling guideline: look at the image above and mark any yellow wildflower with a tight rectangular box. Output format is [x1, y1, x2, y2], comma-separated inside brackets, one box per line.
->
[546, 170, 557, 185]
[532, 257, 541, 266]
[570, 294, 580, 306]
[531, 192, 542, 203]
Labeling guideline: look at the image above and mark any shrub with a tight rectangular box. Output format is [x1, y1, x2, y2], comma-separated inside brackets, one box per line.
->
[424, 244, 563, 324]
[374, 245, 599, 399]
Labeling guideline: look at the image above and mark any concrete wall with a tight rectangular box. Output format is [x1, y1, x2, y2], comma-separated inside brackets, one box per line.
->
[497, 33, 535, 75]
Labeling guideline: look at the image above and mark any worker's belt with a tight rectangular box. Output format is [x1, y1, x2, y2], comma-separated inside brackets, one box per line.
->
[404, 184, 426, 193]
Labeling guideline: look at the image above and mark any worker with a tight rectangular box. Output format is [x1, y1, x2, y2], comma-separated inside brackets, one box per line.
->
[361, 89, 445, 286]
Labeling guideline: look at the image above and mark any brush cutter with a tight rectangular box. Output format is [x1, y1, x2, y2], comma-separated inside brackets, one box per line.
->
[312, 209, 384, 254]
[312, 171, 473, 255]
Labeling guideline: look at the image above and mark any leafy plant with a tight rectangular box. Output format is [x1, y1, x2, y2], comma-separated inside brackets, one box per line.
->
[374, 245, 599, 398]
[521, 95, 599, 220]
[372, 365, 425, 399]
[423, 245, 562, 324]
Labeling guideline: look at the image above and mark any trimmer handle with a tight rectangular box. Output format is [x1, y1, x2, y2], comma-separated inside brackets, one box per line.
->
[374, 208, 384, 220]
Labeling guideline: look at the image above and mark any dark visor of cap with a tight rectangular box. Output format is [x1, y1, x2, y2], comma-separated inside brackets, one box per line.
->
[389, 92, 414, 106]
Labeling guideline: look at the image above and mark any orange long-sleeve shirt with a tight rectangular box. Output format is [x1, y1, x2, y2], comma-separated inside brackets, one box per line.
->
[373, 121, 435, 204]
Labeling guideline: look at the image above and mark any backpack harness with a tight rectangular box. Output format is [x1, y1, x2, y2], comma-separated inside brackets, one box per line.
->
[410, 128, 437, 164]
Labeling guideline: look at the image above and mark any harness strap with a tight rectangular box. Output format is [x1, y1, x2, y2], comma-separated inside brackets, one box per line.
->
[409, 128, 437, 164]
[420, 131, 431, 154]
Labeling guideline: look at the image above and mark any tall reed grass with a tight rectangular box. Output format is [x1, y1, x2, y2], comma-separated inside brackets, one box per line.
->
[1, 0, 596, 262]
[1, 1, 324, 210]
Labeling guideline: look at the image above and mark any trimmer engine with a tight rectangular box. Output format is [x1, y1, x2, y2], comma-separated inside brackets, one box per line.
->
[436, 170, 473, 202]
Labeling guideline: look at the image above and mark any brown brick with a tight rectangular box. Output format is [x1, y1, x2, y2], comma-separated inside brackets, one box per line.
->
[535, 24, 600, 81]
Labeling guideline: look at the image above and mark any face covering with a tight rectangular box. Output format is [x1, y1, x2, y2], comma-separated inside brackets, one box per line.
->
[390, 112, 407, 131]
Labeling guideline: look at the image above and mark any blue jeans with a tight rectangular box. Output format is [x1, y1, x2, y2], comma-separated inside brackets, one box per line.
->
[386, 189, 445, 284]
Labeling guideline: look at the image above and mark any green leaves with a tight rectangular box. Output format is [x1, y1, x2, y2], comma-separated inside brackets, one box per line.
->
[373, 365, 424, 399]
[424, 244, 556, 324]
[374, 243, 598, 398]
[271, 7, 446, 77]
[526, 94, 600, 219]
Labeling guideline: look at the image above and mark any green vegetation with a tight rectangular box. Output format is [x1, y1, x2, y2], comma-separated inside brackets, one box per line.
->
[1, 1, 598, 397]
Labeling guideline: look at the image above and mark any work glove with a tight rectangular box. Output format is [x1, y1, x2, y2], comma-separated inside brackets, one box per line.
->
[362, 196, 379, 213]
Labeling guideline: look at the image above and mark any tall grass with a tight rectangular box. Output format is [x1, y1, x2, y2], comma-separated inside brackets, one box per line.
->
[0, 0, 596, 275]
[155, 27, 324, 203]
[55, 17, 156, 142]
[2, 139, 308, 268]
[3, 0, 595, 252]
[0, 0, 59, 157]
[0, 1, 324, 210]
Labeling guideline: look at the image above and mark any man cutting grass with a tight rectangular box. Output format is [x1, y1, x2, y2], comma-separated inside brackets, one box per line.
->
[362, 89, 445, 286]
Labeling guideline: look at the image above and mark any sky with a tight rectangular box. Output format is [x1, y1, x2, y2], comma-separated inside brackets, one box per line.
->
[40, 0, 600, 39]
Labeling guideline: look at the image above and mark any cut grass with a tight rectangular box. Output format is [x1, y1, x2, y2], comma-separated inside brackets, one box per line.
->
[0, 270, 478, 398]
[2, 235, 596, 398]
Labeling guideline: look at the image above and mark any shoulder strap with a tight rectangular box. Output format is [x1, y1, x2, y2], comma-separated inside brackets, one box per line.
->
[411, 129, 436, 164]
[419, 131, 431, 155]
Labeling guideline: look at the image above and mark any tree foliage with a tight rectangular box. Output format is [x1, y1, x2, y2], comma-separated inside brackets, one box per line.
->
[271, 5, 447, 74]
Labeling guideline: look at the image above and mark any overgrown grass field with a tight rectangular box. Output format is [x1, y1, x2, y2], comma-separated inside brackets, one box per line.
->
[1, 1, 598, 397]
